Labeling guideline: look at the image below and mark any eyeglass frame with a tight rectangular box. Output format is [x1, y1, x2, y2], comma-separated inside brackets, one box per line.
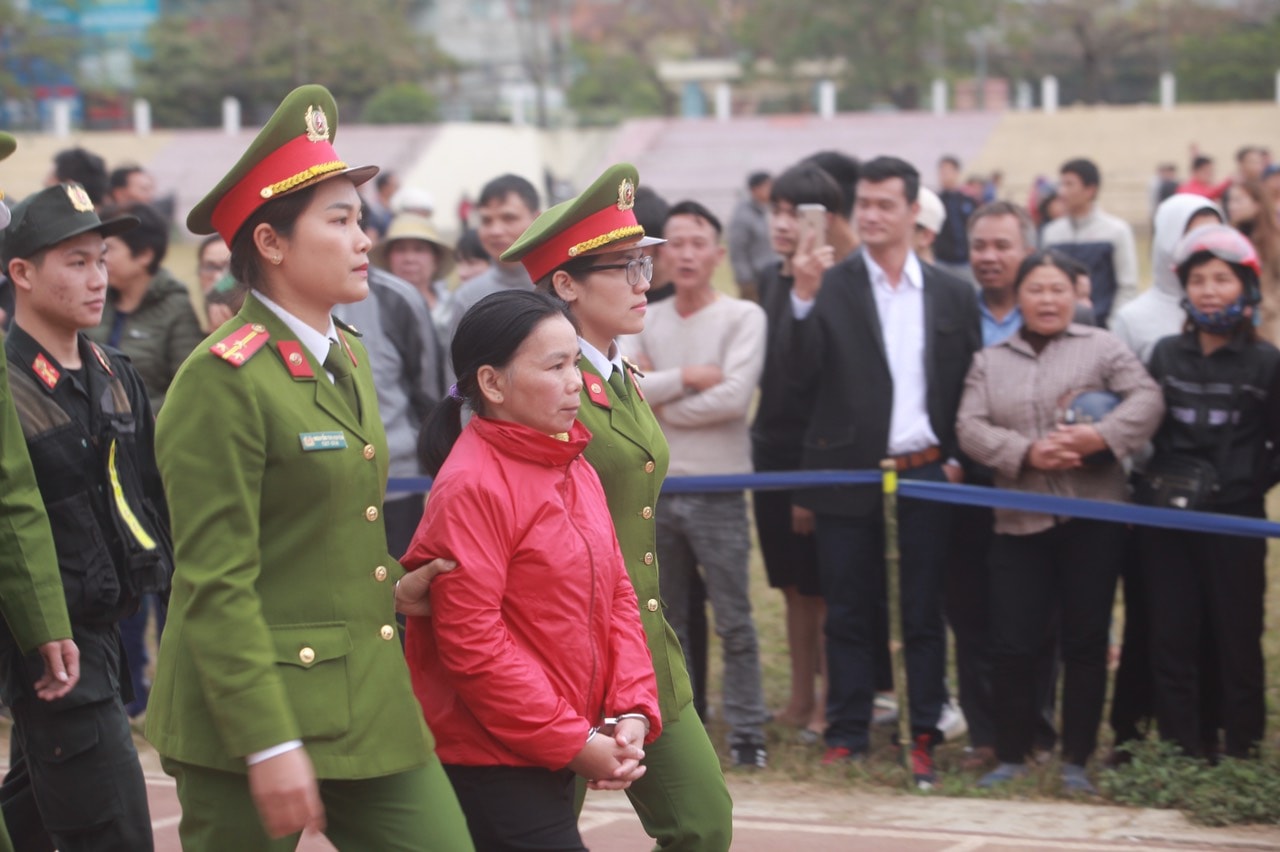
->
[575, 254, 654, 286]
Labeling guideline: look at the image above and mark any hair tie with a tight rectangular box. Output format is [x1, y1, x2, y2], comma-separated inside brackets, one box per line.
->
[448, 383, 463, 402]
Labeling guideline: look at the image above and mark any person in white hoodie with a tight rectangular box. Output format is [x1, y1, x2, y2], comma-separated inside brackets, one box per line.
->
[1105, 192, 1223, 762]
[1110, 194, 1224, 363]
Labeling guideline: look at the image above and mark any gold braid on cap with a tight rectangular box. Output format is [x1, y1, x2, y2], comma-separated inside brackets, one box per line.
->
[567, 225, 645, 258]
[260, 160, 349, 199]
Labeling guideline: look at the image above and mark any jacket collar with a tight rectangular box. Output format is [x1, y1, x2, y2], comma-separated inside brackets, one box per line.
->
[470, 415, 591, 466]
[999, 322, 1093, 358]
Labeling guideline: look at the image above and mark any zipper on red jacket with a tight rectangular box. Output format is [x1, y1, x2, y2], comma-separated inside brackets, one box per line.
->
[563, 458, 601, 718]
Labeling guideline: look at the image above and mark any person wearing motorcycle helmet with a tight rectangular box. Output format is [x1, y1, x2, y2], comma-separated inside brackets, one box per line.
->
[1140, 222, 1280, 761]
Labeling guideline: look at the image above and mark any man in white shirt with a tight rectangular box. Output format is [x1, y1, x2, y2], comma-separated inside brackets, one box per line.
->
[784, 156, 980, 787]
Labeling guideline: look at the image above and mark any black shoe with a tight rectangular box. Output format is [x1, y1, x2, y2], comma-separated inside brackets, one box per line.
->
[731, 739, 767, 769]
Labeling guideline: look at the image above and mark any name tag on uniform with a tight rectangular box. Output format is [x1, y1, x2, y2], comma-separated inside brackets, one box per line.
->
[299, 431, 347, 452]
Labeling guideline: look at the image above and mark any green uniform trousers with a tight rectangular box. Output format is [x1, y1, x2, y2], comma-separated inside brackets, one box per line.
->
[577, 701, 732, 851]
[162, 754, 474, 852]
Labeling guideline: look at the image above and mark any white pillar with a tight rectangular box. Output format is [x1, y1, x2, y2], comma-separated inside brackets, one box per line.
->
[1041, 75, 1058, 114]
[51, 98, 72, 137]
[510, 91, 526, 126]
[133, 99, 151, 136]
[714, 82, 731, 122]
[931, 78, 947, 116]
[1016, 80, 1033, 111]
[817, 79, 836, 119]
[1160, 72, 1176, 110]
[222, 97, 241, 135]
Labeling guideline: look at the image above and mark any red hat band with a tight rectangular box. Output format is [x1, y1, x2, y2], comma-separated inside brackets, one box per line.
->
[210, 134, 348, 245]
[522, 205, 643, 282]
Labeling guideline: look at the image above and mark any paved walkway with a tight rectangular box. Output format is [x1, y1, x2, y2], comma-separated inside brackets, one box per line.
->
[133, 769, 1280, 851]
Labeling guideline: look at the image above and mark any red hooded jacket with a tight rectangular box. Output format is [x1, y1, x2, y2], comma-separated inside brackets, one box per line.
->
[402, 416, 661, 768]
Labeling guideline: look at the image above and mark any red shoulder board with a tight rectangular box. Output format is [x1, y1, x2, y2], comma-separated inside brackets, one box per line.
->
[31, 354, 60, 390]
[337, 329, 358, 367]
[584, 373, 611, 410]
[88, 343, 114, 376]
[276, 340, 314, 379]
[210, 323, 271, 367]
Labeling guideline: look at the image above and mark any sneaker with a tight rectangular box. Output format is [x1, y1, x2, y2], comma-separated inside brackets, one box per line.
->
[977, 762, 1029, 789]
[1060, 763, 1097, 795]
[873, 692, 898, 726]
[821, 746, 863, 766]
[910, 734, 937, 789]
[731, 739, 767, 769]
[938, 699, 968, 742]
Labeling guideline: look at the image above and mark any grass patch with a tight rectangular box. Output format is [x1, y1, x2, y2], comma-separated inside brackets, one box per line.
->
[1099, 740, 1280, 826]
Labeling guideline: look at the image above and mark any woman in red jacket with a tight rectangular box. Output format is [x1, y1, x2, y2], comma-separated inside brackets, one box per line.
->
[403, 290, 661, 852]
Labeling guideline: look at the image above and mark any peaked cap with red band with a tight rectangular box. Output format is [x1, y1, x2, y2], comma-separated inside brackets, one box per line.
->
[501, 163, 663, 282]
[186, 84, 378, 245]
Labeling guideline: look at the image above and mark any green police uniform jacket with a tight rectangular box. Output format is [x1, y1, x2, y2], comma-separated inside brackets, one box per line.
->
[0, 347, 72, 655]
[576, 356, 693, 723]
[145, 293, 433, 778]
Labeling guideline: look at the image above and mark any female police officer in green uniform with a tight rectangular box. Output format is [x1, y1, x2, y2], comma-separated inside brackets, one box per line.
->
[143, 85, 472, 851]
[501, 164, 733, 850]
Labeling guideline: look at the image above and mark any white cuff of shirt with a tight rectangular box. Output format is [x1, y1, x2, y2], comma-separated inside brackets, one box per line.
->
[246, 740, 303, 766]
[790, 292, 815, 320]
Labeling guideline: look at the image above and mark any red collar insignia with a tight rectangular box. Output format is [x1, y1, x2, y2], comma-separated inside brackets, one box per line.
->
[337, 329, 358, 367]
[584, 372, 611, 410]
[31, 354, 60, 390]
[276, 340, 314, 379]
[88, 343, 113, 376]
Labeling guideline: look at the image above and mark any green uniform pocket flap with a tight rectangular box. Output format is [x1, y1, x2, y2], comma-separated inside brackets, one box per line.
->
[271, 622, 353, 669]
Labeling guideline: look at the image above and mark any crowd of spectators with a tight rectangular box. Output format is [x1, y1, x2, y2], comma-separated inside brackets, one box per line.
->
[5, 132, 1280, 819]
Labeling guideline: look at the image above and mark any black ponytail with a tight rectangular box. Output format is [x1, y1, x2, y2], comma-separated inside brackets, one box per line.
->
[418, 290, 576, 476]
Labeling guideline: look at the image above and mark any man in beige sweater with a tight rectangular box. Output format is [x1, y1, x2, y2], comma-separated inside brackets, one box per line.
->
[628, 200, 770, 768]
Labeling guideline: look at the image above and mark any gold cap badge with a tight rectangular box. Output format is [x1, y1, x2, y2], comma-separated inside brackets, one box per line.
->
[617, 179, 635, 211]
[64, 183, 94, 213]
[304, 105, 330, 143]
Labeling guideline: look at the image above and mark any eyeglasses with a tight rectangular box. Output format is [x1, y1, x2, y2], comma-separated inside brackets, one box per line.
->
[579, 255, 653, 287]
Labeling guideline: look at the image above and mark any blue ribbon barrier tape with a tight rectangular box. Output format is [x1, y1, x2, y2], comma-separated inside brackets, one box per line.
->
[386, 469, 1280, 539]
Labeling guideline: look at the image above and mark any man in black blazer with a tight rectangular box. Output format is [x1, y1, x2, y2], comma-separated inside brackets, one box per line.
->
[784, 156, 981, 786]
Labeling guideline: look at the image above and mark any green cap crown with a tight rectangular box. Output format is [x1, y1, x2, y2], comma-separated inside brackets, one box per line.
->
[187, 84, 377, 243]
[501, 163, 661, 281]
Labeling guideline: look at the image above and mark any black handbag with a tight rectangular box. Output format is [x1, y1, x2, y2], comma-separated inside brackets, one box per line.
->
[1132, 454, 1219, 509]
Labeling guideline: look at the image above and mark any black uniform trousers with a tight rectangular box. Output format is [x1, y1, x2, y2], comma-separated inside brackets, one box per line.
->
[988, 519, 1124, 767]
[0, 627, 151, 852]
[1139, 507, 1266, 760]
[946, 503, 1059, 753]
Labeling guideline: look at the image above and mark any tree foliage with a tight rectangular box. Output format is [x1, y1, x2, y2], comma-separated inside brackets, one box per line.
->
[735, 0, 999, 109]
[1175, 13, 1280, 102]
[362, 82, 440, 124]
[136, 0, 454, 127]
[0, 0, 79, 101]
[566, 43, 667, 123]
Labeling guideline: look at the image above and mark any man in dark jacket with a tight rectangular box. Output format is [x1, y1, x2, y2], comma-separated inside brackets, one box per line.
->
[1, 183, 171, 851]
[783, 157, 980, 787]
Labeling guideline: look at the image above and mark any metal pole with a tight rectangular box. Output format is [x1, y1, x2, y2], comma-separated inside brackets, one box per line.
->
[880, 459, 911, 781]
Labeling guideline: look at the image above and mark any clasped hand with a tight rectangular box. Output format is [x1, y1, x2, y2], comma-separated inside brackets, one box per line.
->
[1026, 424, 1106, 471]
[572, 717, 648, 791]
